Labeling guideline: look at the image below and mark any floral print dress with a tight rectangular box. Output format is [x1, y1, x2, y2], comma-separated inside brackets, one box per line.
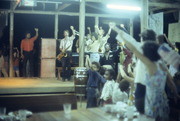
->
[144, 64, 169, 121]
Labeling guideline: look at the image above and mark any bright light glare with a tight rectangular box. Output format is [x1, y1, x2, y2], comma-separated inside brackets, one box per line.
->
[107, 4, 141, 11]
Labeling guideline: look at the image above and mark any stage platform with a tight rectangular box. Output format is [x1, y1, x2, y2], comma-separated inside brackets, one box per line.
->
[0, 78, 77, 112]
[0, 78, 75, 94]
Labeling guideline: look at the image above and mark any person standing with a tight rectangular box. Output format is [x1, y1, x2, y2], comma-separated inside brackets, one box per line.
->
[0, 49, 8, 77]
[59, 26, 76, 81]
[21, 28, 38, 77]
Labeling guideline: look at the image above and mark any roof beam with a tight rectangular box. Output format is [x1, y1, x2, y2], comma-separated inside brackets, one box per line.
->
[149, 2, 180, 9]
[57, 4, 71, 11]
[0, 9, 132, 18]
[85, 3, 105, 12]
[85, 0, 180, 9]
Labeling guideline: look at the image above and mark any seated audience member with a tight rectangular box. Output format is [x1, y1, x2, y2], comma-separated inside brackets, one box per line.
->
[85, 55, 106, 108]
[0, 50, 8, 77]
[112, 79, 130, 104]
[100, 69, 116, 105]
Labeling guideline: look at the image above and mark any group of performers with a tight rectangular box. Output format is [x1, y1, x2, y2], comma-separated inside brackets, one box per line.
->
[57, 24, 125, 81]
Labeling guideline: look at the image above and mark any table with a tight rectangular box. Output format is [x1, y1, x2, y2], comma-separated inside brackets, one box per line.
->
[26, 108, 120, 121]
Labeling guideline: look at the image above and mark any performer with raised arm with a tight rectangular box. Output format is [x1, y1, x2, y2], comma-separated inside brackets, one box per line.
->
[21, 28, 38, 77]
[95, 25, 112, 53]
[59, 26, 76, 81]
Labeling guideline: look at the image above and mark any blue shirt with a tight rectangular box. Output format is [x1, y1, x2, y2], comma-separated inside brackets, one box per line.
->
[87, 69, 106, 87]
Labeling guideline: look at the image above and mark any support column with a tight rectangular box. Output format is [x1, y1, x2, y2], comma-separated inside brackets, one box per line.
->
[140, 0, 148, 33]
[9, 12, 14, 77]
[130, 18, 134, 36]
[79, 0, 85, 67]
[179, 11, 180, 22]
[54, 14, 58, 39]
[95, 16, 99, 26]
[54, 4, 59, 39]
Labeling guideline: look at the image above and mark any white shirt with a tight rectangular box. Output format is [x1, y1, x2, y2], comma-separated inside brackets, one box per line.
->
[169, 65, 177, 76]
[112, 82, 128, 103]
[99, 35, 110, 53]
[59, 36, 75, 51]
[100, 80, 115, 101]
[88, 41, 100, 53]
[0, 56, 4, 69]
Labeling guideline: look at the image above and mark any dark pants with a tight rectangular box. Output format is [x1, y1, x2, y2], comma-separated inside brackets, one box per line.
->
[61, 51, 72, 79]
[86, 88, 97, 108]
[23, 51, 34, 77]
[135, 83, 146, 114]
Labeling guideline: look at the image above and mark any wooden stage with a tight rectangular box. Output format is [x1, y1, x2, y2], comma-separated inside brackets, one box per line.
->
[0, 78, 75, 94]
[0, 78, 77, 112]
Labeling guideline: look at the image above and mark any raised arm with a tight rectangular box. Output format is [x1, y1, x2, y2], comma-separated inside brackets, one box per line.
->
[106, 27, 112, 36]
[31, 28, 39, 42]
[109, 22, 156, 75]
[163, 34, 176, 50]
[94, 25, 100, 35]
[87, 27, 91, 35]
[120, 64, 134, 82]
[160, 63, 180, 99]
[34, 28, 39, 37]
[70, 26, 76, 37]
[16, 48, 20, 58]
[85, 55, 92, 69]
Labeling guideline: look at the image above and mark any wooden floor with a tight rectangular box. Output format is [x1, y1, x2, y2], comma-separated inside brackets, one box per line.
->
[0, 77, 75, 94]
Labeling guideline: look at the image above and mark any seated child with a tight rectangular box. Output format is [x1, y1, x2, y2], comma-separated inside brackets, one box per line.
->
[100, 69, 116, 104]
[112, 79, 130, 104]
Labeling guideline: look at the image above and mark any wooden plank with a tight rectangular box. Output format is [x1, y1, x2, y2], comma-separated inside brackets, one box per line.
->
[0, 9, 133, 18]
[0, 78, 74, 94]
[0, 94, 77, 112]
[57, 4, 71, 11]
[149, 2, 180, 9]
[26, 108, 121, 121]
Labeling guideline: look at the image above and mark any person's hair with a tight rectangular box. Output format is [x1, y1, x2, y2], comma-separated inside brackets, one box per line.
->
[173, 72, 180, 85]
[91, 61, 101, 69]
[157, 35, 166, 45]
[105, 69, 115, 80]
[142, 41, 161, 62]
[25, 31, 31, 36]
[91, 32, 98, 40]
[119, 79, 130, 92]
[140, 29, 156, 42]
[64, 30, 69, 34]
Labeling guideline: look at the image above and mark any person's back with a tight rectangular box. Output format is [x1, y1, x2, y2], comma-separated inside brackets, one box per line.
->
[144, 62, 169, 121]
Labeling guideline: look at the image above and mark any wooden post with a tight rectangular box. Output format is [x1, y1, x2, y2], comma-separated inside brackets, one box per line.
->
[9, 11, 14, 77]
[95, 16, 99, 26]
[179, 11, 180, 22]
[140, 0, 148, 33]
[79, 0, 85, 67]
[54, 4, 58, 39]
[130, 18, 133, 36]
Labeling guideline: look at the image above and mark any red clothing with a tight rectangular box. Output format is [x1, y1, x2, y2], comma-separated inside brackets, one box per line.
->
[21, 36, 37, 52]
[123, 48, 132, 72]
[13, 58, 19, 66]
